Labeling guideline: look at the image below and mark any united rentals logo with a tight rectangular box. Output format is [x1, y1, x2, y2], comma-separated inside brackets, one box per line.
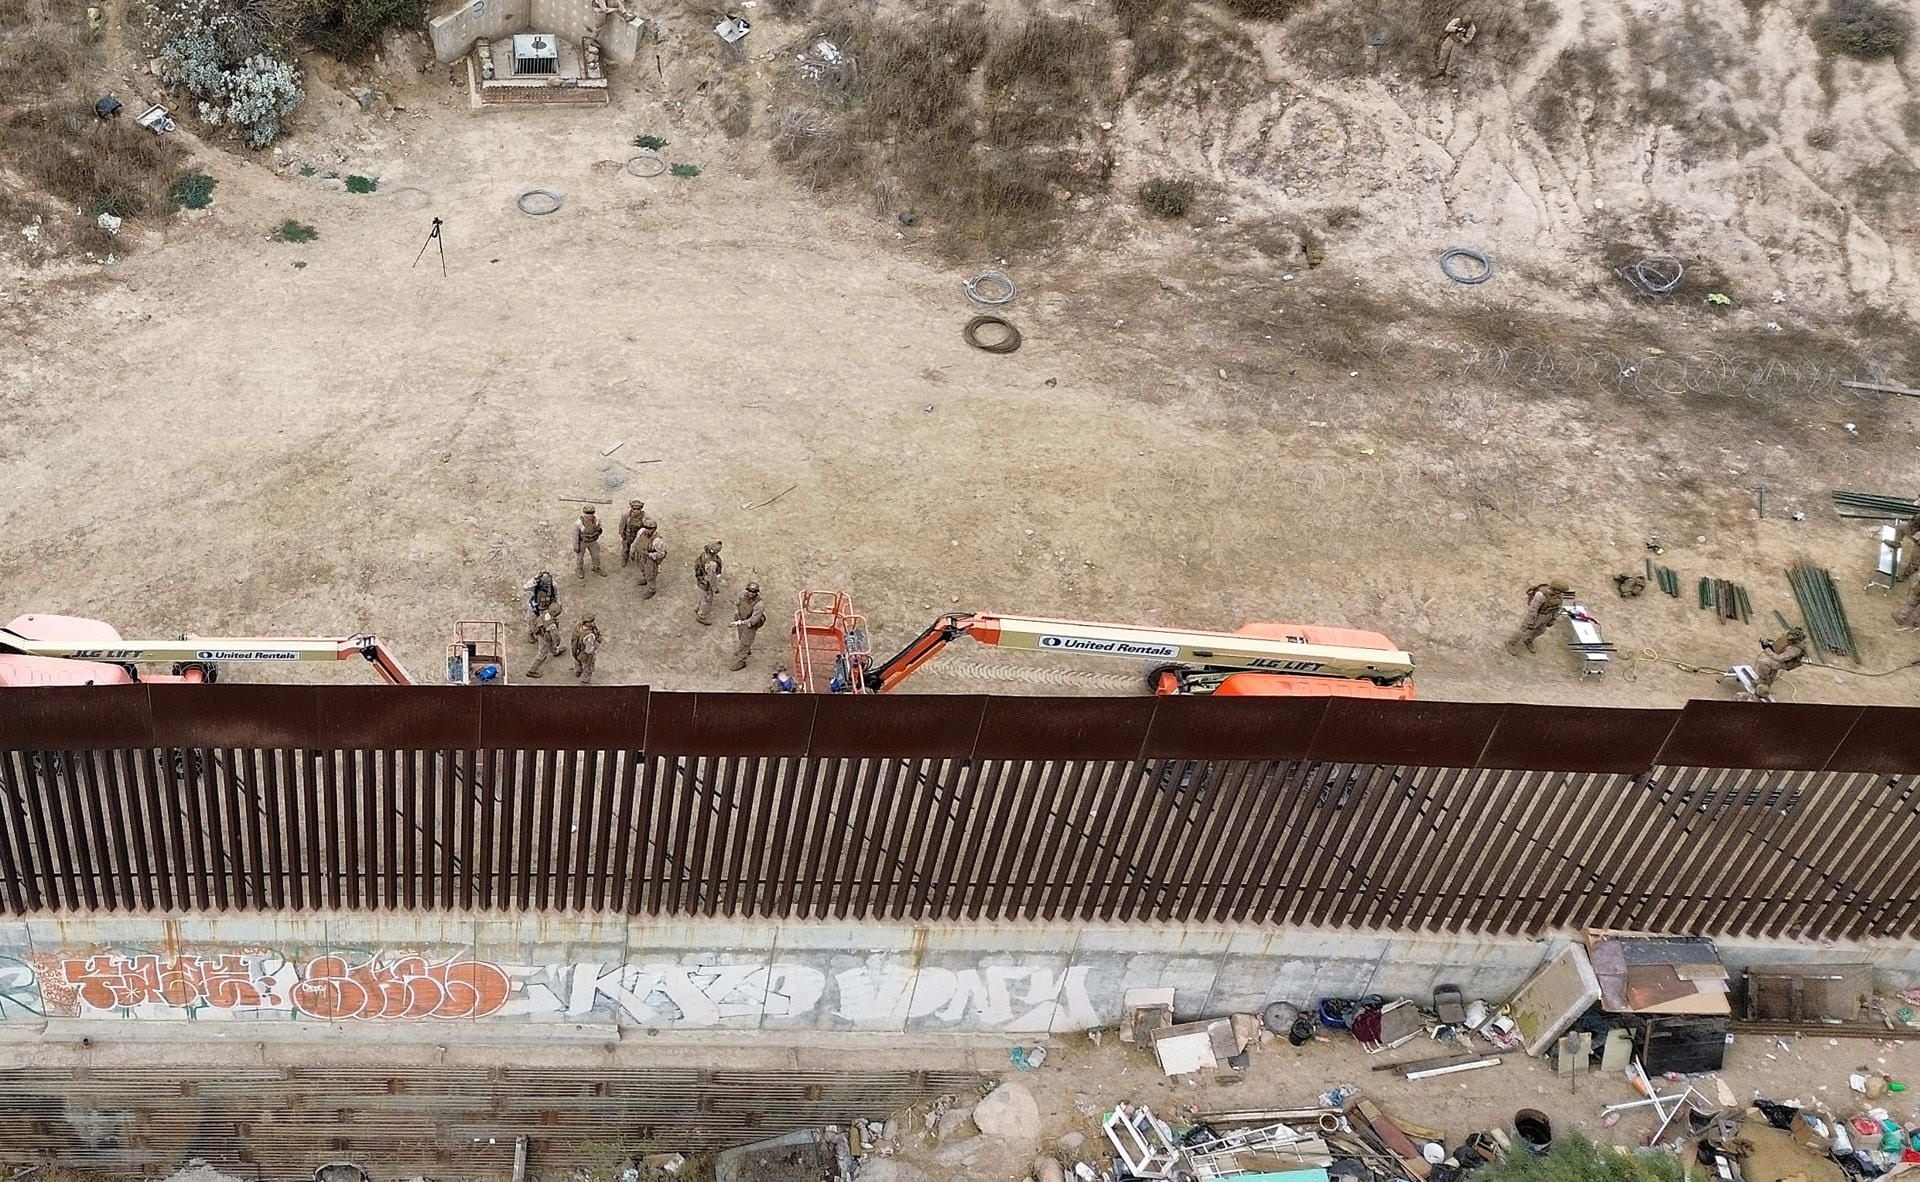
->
[195, 650, 301, 661]
[1038, 635, 1181, 659]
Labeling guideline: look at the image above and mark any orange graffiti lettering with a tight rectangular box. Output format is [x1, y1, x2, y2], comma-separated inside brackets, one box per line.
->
[60, 954, 276, 1011]
[291, 955, 510, 1020]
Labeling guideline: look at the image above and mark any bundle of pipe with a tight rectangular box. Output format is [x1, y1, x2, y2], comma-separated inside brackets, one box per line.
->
[1786, 562, 1856, 660]
[1700, 578, 1751, 624]
[1831, 490, 1920, 519]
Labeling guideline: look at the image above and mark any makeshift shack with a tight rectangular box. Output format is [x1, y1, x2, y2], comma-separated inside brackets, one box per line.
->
[1588, 931, 1730, 1074]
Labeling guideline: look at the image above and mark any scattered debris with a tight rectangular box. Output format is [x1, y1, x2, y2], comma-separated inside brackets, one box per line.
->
[135, 103, 177, 133]
[715, 14, 751, 42]
[741, 483, 798, 511]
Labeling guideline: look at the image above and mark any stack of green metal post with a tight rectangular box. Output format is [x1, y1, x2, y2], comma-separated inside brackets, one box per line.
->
[1785, 561, 1856, 659]
[1831, 490, 1920, 519]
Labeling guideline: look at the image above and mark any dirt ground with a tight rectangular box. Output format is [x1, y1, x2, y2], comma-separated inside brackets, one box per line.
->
[2, 0, 1919, 706]
[894, 1026, 1920, 1182]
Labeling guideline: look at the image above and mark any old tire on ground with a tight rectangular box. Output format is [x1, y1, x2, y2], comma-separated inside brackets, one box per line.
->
[1439, 246, 1493, 284]
[516, 188, 564, 216]
[1261, 1001, 1300, 1034]
[964, 315, 1022, 353]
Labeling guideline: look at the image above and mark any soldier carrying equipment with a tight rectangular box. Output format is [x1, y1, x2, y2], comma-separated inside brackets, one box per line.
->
[571, 615, 602, 684]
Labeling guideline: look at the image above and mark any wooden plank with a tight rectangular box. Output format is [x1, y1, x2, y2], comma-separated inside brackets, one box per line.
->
[1349, 1098, 1431, 1180]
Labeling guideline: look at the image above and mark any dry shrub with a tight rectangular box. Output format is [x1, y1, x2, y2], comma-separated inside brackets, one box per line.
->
[273, 0, 425, 58]
[1285, 0, 1556, 81]
[1220, 0, 1302, 15]
[762, 0, 812, 15]
[7, 105, 189, 220]
[715, 90, 752, 139]
[776, 2, 1117, 256]
[1531, 44, 1612, 137]
[1811, 0, 1910, 58]
[1110, 0, 1189, 81]
[1138, 177, 1193, 217]
[0, 0, 93, 98]
[983, 15, 1106, 91]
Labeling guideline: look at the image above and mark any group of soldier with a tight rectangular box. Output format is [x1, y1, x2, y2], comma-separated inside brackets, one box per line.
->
[1505, 511, 1920, 701]
[516, 500, 769, 684]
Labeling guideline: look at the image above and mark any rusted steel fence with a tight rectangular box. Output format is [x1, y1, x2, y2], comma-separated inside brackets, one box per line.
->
[1, 687, 1917, 937]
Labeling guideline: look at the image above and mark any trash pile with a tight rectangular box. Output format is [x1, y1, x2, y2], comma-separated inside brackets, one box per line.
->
[1096, 1094, 1519, 1182]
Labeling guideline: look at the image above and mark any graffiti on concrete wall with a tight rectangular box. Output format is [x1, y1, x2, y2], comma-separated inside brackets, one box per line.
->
[0, 950, 1100, 1031]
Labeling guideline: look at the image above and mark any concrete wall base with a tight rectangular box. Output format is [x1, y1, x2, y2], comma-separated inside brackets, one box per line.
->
[0, 915, 1910, 1034]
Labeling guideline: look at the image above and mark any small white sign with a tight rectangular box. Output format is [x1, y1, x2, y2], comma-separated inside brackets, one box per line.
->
[195, 649, 301, 661]
[1038, 635, 1180, 659]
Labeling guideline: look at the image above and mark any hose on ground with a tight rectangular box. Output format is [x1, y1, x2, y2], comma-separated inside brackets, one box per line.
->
[1618, 255, 1683, 296]
[964, 315, 1022, 353]
[1439, 246, 1494, 284]
[517, 189, 564, 216]
[625, 154, 666, 178]
[963, 270, 1017, 306]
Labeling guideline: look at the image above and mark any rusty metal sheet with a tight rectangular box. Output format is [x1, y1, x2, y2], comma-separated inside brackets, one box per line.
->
[0, 686, 153, 749]
[1479, 705, 1676, 772]
[1825, 707, 1920, 772]
[971, 697, 1156, 759]
[148, 686, 319, 749]
[808, 694, 985, 757]
[1306, 700, 1506, 766]
[644, 692, 814, 756]
[315, 687, 481, 750]
[478, 686, 649, 749]
[1138, 697, 1330, 760]
[1657, 701, 1861, 769]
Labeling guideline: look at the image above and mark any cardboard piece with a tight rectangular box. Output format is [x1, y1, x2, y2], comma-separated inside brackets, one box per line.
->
[1505, 944, 1602, 1057]
[1154, 1029, 1217, 1075]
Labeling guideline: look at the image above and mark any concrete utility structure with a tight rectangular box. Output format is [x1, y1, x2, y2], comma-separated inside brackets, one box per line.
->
[428, 0, 633, 105]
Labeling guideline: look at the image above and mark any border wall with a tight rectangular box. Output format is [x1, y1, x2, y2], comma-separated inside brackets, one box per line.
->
[2, 686, 1917, 938]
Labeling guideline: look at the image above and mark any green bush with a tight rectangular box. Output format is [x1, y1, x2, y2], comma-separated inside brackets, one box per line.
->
[1137, 177, 1192, 217]
[1472, 1134, 1687, 1182]
[149, 0, 303, 148]
[669, 162, 701, 177]
[277, 0, 425, 58]
[632, 133, 667, 149]
[1812, 0, 1910, 58]
[168, 169, 216, 209]
[344, 173, 376, 192]
[273, 218, 317, 240]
